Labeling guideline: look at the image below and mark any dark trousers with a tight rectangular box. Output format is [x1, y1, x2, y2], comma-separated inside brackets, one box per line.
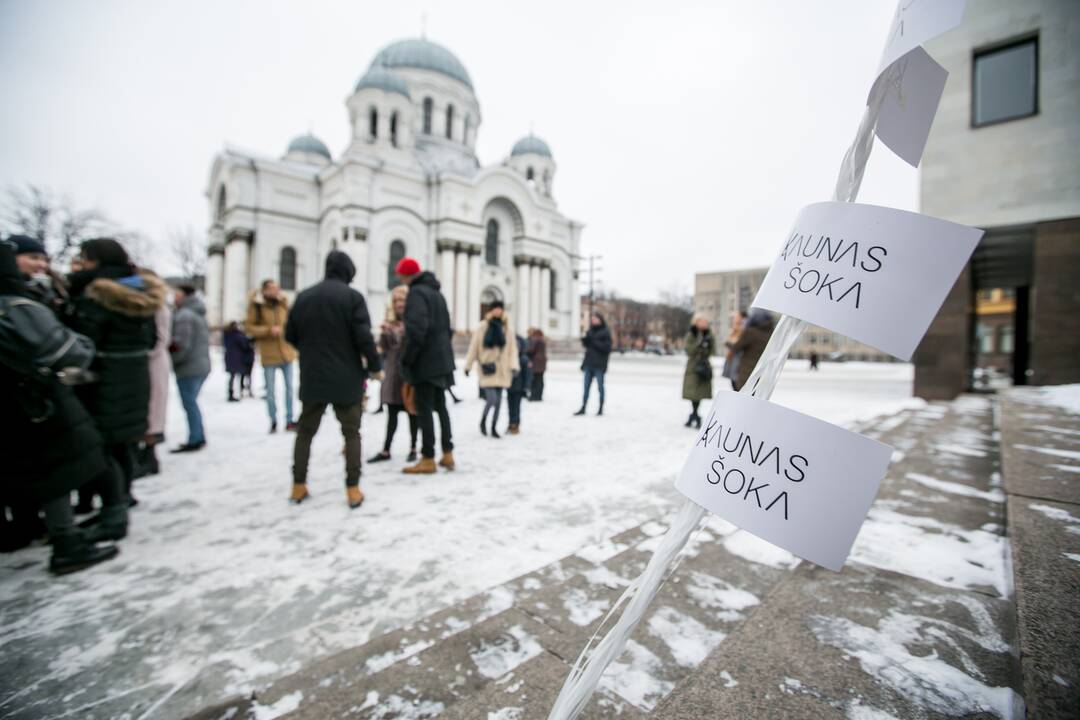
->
[508, 391, 525, 425]
[78, 441, 136, 508]
[529, 372, 544, 400]
[228, 372, 251, 398]
[414, 382, 453, 459]
[292, 401, 363, 487]
[481, 387, 503, 427]
[383, 403, 418, 453]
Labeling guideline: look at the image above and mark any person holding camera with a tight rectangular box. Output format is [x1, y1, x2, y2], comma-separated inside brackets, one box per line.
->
[464, 300, 519, 439]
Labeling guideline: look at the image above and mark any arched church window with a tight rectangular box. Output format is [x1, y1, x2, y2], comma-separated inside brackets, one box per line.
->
[279, 246, 297, 291]
[463, 115, 471, 144]
[390, 112, 399, 147]
[485, 219, 499, 266]
[368, 107, 378, 139]
[549, 270, 557, 310]
[388, 239, 406, 290]
[526, 167, 535, 181]
[446, 104, 455, 140]
[215, 186, 226, 223]
[422, 98, 433, 134]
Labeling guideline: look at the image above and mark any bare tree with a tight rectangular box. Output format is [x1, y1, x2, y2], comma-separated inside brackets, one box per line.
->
[3, 184, 113, 262]
[169, 225, 207, 281]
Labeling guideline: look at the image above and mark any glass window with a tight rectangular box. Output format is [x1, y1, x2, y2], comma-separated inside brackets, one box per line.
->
[279, 247, 297, 290]
[463, 115, 471, 144]
[422, 98, 433, 134]
[390, 112, 398, 147]
[549, 270, 557, 310]
[388, 240, 405, 290]
[976, 322, 994, 354]
[446, 104, 455, 140]
[974, 38, 1037, 126]
[368, 107, 378, 139]
[485, 219, 499, 265]
[1000, 325, 1015, 353]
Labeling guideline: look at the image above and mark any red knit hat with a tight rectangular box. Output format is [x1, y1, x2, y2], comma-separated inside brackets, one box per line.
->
[395, 257, 421, 276]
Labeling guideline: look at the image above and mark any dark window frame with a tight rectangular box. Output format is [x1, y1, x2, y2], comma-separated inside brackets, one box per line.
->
[971, 33, 1039, 129]
[445, 104, 455, 140]
[368, 106, 378, 139]
[390, 112, 399, 147]
[485, 219, 499, 265]
[422, 98, 433, 135]
[388, 239, 406, 290]
[279, 246, 297, 290]
[549, 270, 557, 310]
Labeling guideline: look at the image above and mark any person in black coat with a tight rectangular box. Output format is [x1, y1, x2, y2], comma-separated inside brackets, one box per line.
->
[506, 333, 531, 434]
[285, 250, 382, 509]
[0, 240, 122, 573]
[66, 238, 165, 507]
[223, 321, 253, 401]
[575, 311, 613, 416]
[396, 258, 456, 474]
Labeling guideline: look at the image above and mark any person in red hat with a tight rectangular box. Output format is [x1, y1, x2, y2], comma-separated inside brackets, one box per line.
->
[395, 257, 456, 473]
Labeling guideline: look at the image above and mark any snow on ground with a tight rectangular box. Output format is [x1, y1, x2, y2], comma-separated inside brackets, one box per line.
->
[0, 354, 912, 719]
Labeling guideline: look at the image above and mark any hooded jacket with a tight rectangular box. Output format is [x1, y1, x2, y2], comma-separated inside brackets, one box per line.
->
[171, 294, 211, 379]
[66, 264, 167, 442]
[581, 316, 613, 373]
[400, 270, 455, 386]
[285, 251, 381, 405]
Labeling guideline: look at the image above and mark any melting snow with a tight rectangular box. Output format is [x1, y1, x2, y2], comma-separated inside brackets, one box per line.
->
[469, 624, 543, 679]
[599, 639, 675, 710]
[723, 531, 800, 569]
[1029, 503, 1080, 534]
[685, 571, 760, 621]
[905, 473, 1004, 503]
[646, 606, 726, 666]
[719, 670, 738, 687]
[1013, 444, 1080, 461]
[250, 691, 303, 720]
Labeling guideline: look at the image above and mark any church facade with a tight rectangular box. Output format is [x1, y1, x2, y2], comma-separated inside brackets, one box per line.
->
[204, 37, 583, 338]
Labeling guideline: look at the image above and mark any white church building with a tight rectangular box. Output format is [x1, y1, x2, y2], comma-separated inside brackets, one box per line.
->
[203, 37, 583, 338]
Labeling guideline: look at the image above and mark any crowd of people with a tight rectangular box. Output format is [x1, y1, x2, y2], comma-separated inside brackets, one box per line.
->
[2, 225, 780, 575]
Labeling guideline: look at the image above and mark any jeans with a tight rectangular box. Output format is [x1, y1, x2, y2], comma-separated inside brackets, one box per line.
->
[481, 387, 503, 427]
[582, 367, 605, 409]
[263, 362, 295, 424]
[508, 391, 524, 425]
[292, 401, 363, 487]
[176, 373, 208, 444]
[414, 382, 453, 459]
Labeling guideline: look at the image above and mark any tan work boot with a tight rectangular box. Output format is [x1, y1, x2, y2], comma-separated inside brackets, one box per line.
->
[438, 452, 456, 470]
[290, 484, 310, 504]
[508, 424, 520, 435]
[403, 457, 437, 474]
[346, 486, 364, 509]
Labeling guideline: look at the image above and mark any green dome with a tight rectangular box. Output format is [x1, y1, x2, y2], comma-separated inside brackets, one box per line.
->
[511, 135, 552, 158]
[355, 66, 411, 98]
[370, 38, 473, 90]
[287, 133, 331, 160]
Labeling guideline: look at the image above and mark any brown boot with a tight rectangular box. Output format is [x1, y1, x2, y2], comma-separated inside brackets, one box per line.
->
[290, 484, 310, 504]
[403, 457, 437, 475]
[508, 424, 520, 435]
[438, 452, 456, 470]
[346, 486, 364, 509]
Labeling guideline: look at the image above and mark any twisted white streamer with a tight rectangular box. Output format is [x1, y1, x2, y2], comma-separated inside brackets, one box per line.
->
[547, 88, 888, 720]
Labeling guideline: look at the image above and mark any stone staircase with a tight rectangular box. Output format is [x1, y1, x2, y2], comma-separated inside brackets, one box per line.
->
[190, 389, 1080, 719]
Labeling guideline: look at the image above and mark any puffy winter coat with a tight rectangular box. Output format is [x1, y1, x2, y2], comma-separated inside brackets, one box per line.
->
[223, 327, 252, 374]
[285, 251, 381, 406]
[465, 316, 520, 389]
[400, 271, 455, 386]
[526, 334, 547, 374]
[682, 328, 715, 401]
[66, 266, 165, 443]
[727, 313, 775, 392]
[171, 295, 211, 379]
[378, 321, 407, 406]
[581, 323, 613, 373]
[246, 293, 297, 366]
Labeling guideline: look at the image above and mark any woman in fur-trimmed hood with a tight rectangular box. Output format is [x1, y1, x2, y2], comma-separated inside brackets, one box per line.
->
[66, 238, 166, 456]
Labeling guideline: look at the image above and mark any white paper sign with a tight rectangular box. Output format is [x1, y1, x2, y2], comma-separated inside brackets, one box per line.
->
[874, 45, 949, 167]
[675, 392, 892, 571]
[751, 202, 983, 360]
[877, 0, 966, 75]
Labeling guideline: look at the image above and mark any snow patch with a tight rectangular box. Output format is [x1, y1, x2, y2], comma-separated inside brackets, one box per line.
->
[367, 694, 445, 719]
[470, 624, 543, 679]
[686, 571, 760, 621]
[250, 691, 302, 720]
[582, 566, 630, 588]
[723, 531, 800, 569]
[487, 708, 523, 720]
[575, 538, 629, 564]
[1013, 444, 1080, 461]
[1049, 463, 1080, 474]
[846, 700, 901, 720]
[365, 639, 435, 674]
[599, 639, 674, 710]
[719, 670, 738, 687]
[1031, 424, 1080, 437]
[561, 587, 609, 627]
[934, 443, 987, 458]
[646, 606, 726, 667]
[1029, 503, 1080, 534]
[905, 473, 1004, 503]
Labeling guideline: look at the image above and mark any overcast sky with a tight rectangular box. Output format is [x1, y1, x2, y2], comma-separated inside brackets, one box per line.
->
[0, 0, 919, 300]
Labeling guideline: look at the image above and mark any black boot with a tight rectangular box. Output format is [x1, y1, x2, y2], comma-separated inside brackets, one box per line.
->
[684, 413, 696, 428]
[83, 505, 128, 543]
[143, 444, 160, 475]
[597, 403, 604, 416]
[367, 450, 391, 463]
[491, 426, 501, 439]
[693, 414, 702, 429]
[49, 532, 119, 575]
[480, 418, 488, 436]
[573, 407, 586, 416]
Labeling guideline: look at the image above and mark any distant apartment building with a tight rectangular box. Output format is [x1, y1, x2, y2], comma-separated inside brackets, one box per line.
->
[693, 269, 893, 362]
[915, 0, 1080, 399]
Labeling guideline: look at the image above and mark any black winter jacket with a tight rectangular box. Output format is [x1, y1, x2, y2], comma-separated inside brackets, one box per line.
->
[401, 271, 455, 386]
[581, 323, 613, 372]
[285, 251, 381, 406]
[66, 266, 166, 443]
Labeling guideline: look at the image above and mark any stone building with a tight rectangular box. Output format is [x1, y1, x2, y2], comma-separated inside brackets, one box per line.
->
[915, 0, 1080, 399]
[693, 269, 893, 362]
[203, 37, 582, 338]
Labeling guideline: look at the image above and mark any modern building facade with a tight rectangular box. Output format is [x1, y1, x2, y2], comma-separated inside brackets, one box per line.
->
[203, 38, 583, 338]
[693, 269, 893, 362]
[914, 0, 1080, 399]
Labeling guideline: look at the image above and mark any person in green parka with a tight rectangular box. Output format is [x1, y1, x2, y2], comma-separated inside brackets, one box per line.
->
[681, 314, 714, 429]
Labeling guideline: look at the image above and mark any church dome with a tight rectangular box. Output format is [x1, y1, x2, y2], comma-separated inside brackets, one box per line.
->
[355, 66, 411, 98]
[511, 135, 552, 158]
[369, 38, 473, 90]
[287, 133, 331, 160]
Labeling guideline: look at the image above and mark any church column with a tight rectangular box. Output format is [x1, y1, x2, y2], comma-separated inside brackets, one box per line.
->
[222, 229, 252, 324]
[529, 262, 541, 329]
[467, 248, 481, 332]
[515, 260, 528, 334]
[454, 249, 469, 334]
[539, 265, 552, 333]
[440, 245, 457, 328]
[205, 241, 225, 327]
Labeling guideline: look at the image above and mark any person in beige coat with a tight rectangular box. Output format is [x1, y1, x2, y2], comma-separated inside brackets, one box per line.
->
[464, 301, 518, 438]
[246, 279, 299, 432]
[136, 298, 171, 477]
